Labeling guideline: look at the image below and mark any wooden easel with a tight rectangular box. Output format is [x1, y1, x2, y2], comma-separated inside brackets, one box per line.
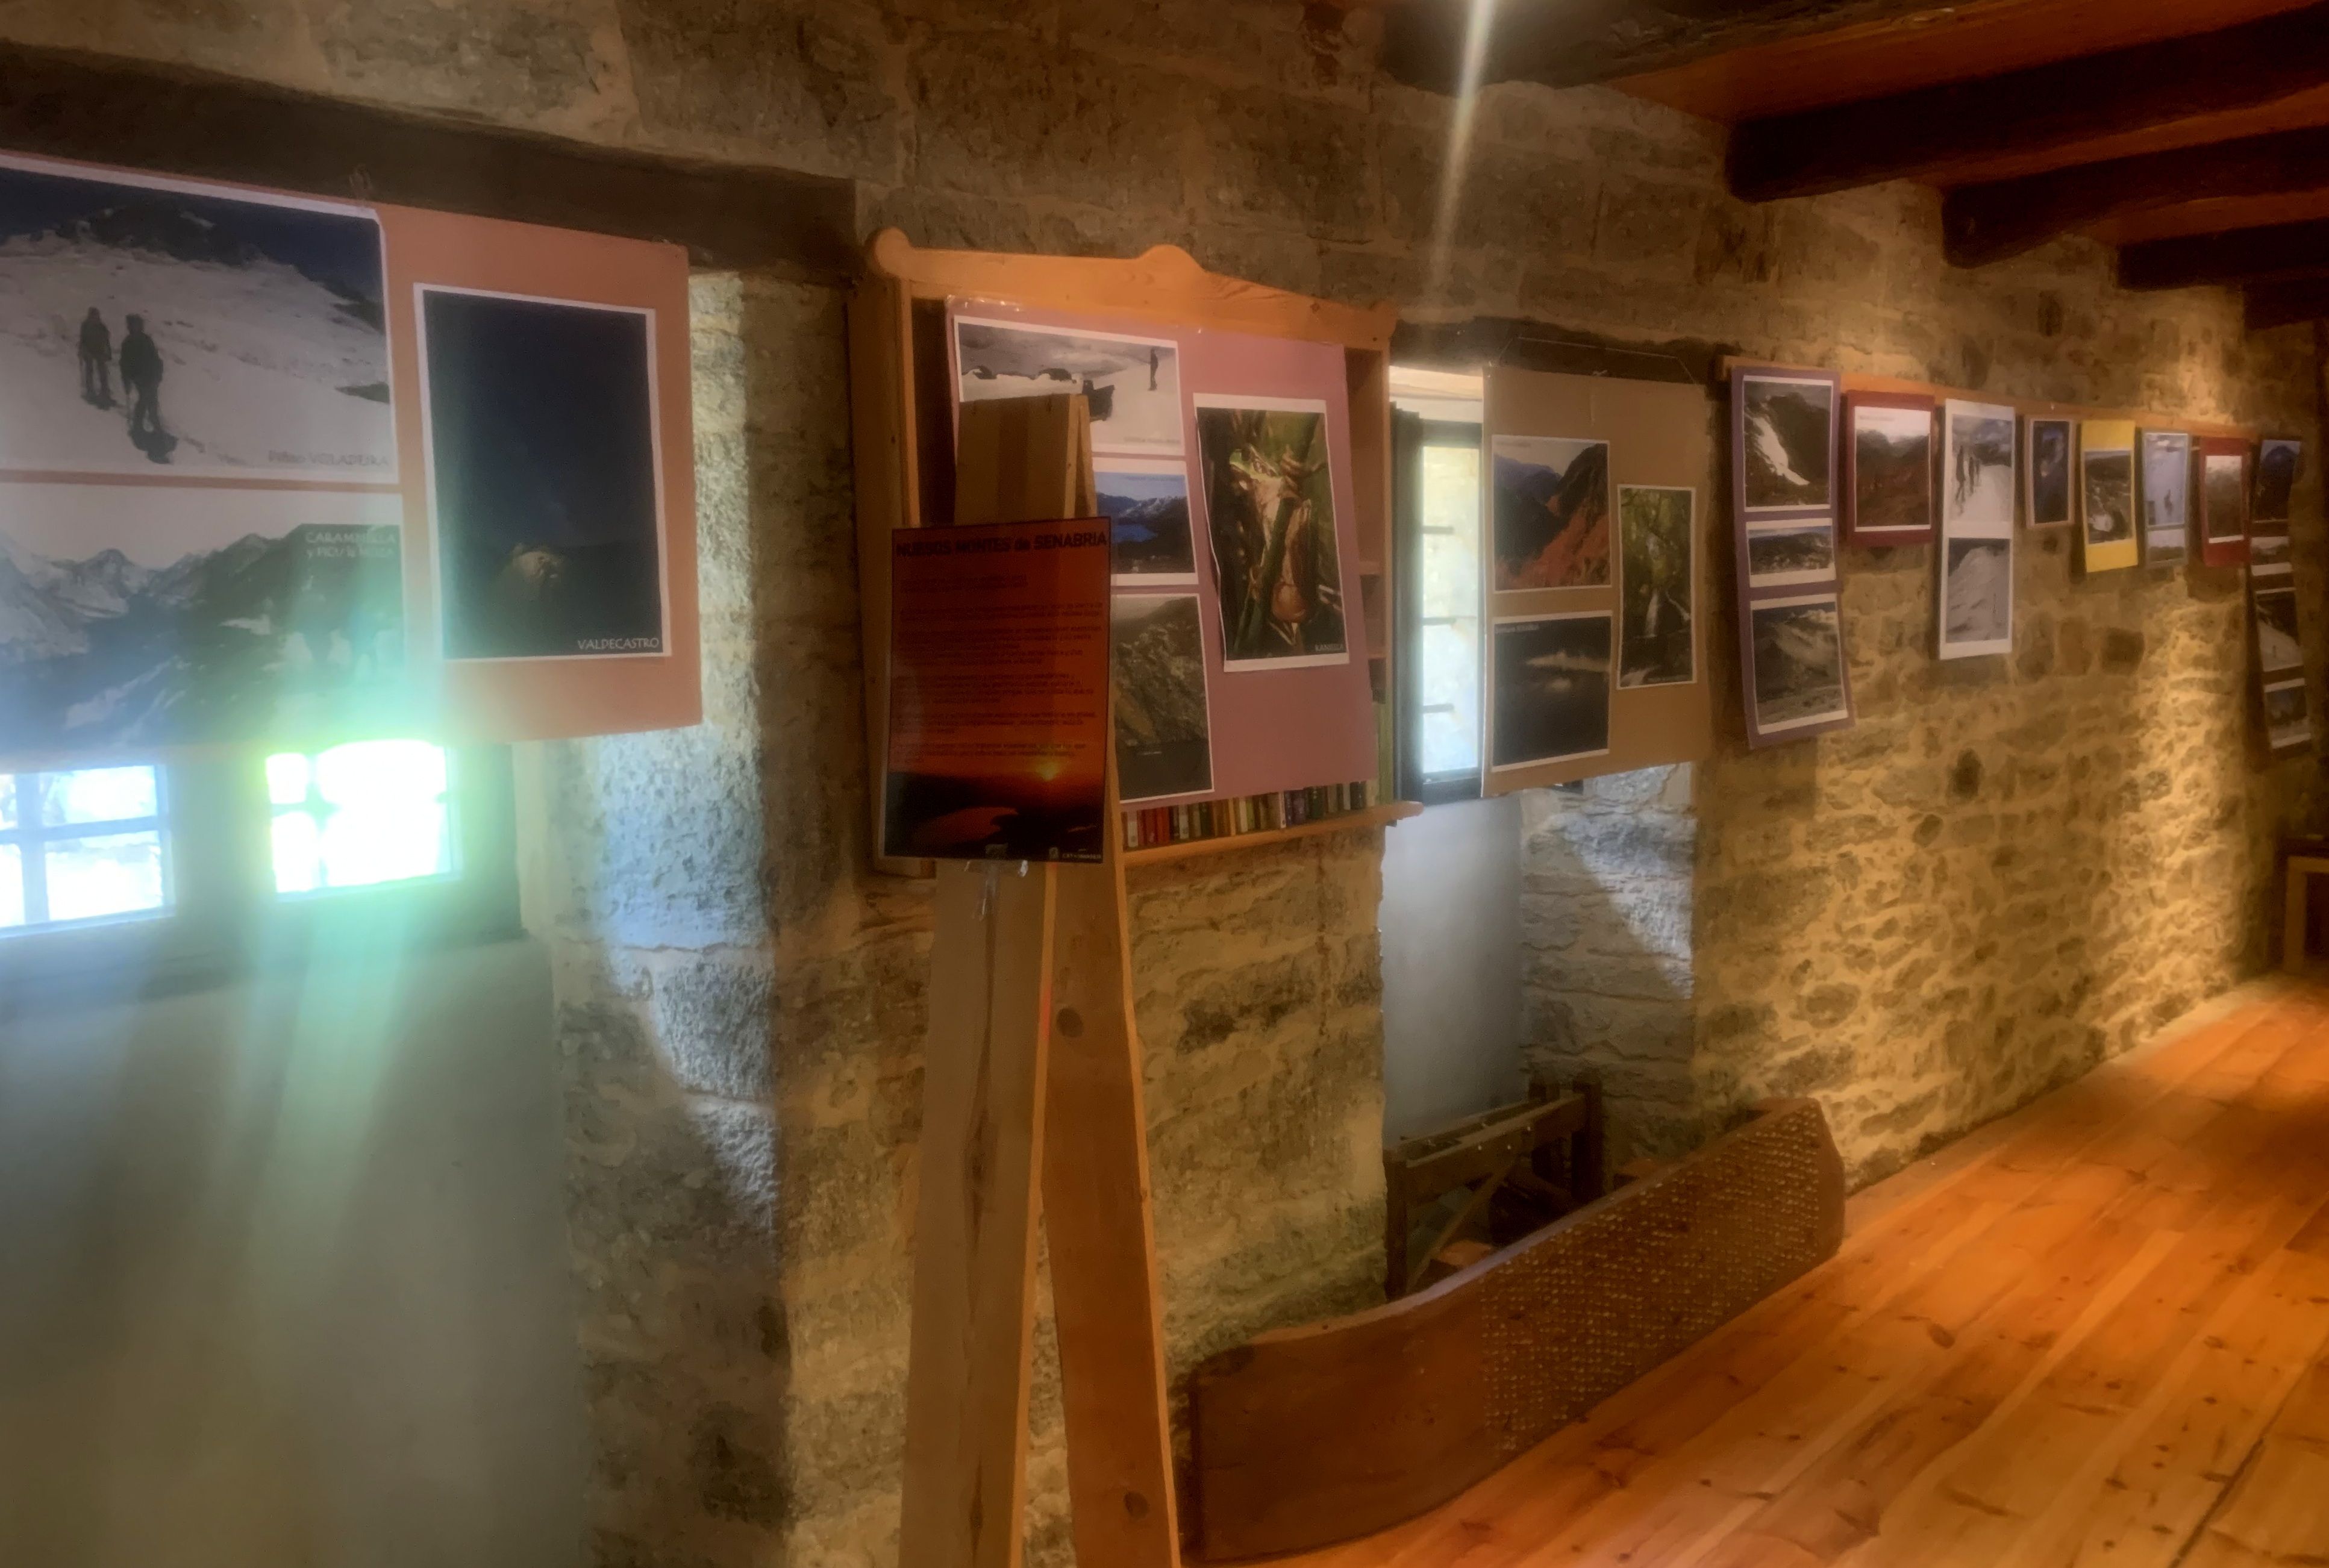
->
[896, 395, 1181, 1568]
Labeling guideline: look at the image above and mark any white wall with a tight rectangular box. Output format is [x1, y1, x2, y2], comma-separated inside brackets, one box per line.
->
[1378, 796, 1527, 1139]
[0, 939, 586, 1568]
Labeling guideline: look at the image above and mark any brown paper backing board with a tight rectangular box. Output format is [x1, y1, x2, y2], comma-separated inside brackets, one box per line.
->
[383, 202, 700, 745]
[1840, 390, 1934, 547]
[1482, 366, 1714, 793]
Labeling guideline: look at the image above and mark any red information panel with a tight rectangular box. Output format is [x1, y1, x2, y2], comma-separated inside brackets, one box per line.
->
[883, 519, 1110, 863]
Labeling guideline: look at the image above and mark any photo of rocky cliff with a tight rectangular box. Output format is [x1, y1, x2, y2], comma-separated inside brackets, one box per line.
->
[422, 287, 664, 661]
[1851, 403, 1931, 535]
[1493, 435, 1610, 589]
[1751, 598, 1848, 732]
[1111, 592, 1211, 802]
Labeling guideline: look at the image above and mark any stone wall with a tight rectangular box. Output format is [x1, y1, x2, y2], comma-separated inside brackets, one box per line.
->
[8, 2, 2320, 1564]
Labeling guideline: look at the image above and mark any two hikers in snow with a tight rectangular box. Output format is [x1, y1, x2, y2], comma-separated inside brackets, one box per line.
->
[76, 308, 169, 458]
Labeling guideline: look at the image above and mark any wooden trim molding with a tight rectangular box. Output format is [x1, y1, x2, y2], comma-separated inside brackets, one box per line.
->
[0, 39, 860, 274]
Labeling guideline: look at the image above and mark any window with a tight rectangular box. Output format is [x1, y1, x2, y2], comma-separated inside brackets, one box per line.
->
[269, 740, 457, 896]
[0, 765, 170, 931]
[0, 742, 517, 1001]
[1392, 369, 1487, 803]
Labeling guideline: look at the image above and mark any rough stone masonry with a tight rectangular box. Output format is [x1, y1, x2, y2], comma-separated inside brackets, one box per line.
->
[6, 2, 2318, 1565]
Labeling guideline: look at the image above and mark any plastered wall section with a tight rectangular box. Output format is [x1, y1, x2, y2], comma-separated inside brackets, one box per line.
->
[1, 2, 2317, 1563]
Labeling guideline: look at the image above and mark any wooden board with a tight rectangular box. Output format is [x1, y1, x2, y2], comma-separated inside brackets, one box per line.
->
[1481, 367, 1716, 791]
[1187, 1099, 1846, 1560]
[897, 860, 1058, 1568]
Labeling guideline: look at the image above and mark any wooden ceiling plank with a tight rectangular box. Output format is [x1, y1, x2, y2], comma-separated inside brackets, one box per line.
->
[2243, 276, 2329, 329]
[2121, 219, 2329, 290]
[1730, 3, 2329, 201]
[1380, 0, 1976, 95]
[1943, 125, 2329, 266]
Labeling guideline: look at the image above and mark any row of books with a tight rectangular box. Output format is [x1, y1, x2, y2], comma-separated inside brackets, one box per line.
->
[1121, 781, 1381, 851]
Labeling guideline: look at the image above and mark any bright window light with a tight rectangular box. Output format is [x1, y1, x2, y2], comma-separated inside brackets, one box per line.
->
[268, 740, 455, 896]
[0, 764, 170, 932]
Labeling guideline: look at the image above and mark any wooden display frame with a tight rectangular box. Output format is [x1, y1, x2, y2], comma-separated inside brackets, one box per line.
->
[848, 231, 1401, 876]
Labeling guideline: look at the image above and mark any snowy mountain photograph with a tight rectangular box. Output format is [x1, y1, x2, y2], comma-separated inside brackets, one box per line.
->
[955, 317, 1183, 457]
[0, 155, 393, 479]
[1096, 461, 1196, 583]
[422, 288, 664, 661]
[0, 484, 405, 751]
[1944, 403, 2016, 528]
[1942, 537, 2013, 654]
[2139, 431, 2191, 564]
[1741, 375, 1831, 512]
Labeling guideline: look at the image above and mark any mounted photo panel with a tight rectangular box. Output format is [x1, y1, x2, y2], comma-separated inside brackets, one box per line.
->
[2198, 436, 2251, 569]
[1481, 365, 1713, 793]
[1937, 399, 2015, 661]
[2025, 417, 2075, 529]
[2078, 419, 2139, 575]
[0, 149, 700, 770]
[2137, 429, 2192, 568]
[1731, 364, 1851, 748]
[2256, 439, 2302, 524]
[1842, 391, 1933, 546]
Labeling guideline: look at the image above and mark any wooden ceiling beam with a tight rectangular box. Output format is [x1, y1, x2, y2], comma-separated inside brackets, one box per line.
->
[1730, 4, 2329, 202]
[2243, 276, 2329, 330]
[1379, 0, 1965, 95]
[2121, 218, 2329, 290]
[1943, 125, 2329, 267]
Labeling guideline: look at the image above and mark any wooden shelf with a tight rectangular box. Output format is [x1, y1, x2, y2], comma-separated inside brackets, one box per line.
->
[1124, 803, 1422, 867]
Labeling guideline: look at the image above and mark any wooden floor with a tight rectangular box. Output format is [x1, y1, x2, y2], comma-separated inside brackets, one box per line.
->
[1284, 979, 2329, 1568]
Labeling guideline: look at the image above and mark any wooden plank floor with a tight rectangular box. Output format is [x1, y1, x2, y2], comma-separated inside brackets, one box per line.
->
[1280, 979, 2329, 1568]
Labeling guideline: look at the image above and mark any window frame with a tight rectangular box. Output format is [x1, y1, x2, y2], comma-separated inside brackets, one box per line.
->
[0, 766, 173, 931]
[0, 743, 520, 1015]
[1394, 408, 1489, 805]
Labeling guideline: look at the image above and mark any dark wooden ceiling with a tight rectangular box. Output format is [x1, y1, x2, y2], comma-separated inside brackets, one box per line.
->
[1376, 0, 2329, 330]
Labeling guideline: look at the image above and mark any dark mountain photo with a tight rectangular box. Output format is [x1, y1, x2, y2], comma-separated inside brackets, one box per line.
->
[2257, 440, 2300, 522]
[1112, 593, 1211, 801]
[1852, 405, 1931, 535]
[2030, 420, 2072, 526]
[1493, 614, 1611, 769]
[1743, 376, 1831, 510]
[1493, 437, 1609, 590]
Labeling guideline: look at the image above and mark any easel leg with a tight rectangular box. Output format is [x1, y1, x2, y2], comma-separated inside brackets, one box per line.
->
[1044, 855, 1183, 1567]
[899, 861, 1058, 1568]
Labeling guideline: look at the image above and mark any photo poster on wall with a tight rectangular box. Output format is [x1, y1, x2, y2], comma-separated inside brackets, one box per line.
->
[1842, 391, 1933, 546]
[2077, 419, 2140, 575]
[2025, 417, 2075, 529]
[942, 299, 1377, 810]
[1731, 364, 1852, 749]
[2198, 436, 2252, 569]
[1480, 366, 1713, 793]
[0, 148, 698, 772]
[883, 518, 1110, 861]
[2137, 429, 2193, 568]
[1937, 399, 2016, 661]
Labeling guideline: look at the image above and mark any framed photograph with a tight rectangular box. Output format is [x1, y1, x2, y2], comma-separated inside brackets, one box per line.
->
[953, 315, 1183, 457]
[1942, 399, 2017, 530]
[2198, 437, 2250, 567]
[2251, 531, 2293, 582]
[1618, 485, 1695, 688]
[2025, 417, 2074, 528]
[2255, 586, 2302, 675]
[1747, 595, 1851, 738]
[1938, 536, 2013, 660]
[1096, 457, 1197, 585]
[1738, 372, 1835, 514]
[2256, 439, 2302, 523]
[2137, 430, 2192, 567]
[0, 151, 395, 483]
[2264, 676, 2312, 758]
[418, 286, 667, 663]
[1745, 519, 1837, 590]
[1843, 393, 1933, 545]
[1491, 612, 1612, 770]
[1111, 590, 1214, 804]
[1492, 434, 1611, 590]
[1193, 396, 1348, 671]
[2078, 420, 2139, 574]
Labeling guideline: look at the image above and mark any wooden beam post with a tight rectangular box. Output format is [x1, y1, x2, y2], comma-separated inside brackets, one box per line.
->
[1730, 4, 2329, 202]
[2122, 220, 2329, 291]
[898, 860, 1059, 1568]
[1944, 126, 2329, 268]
